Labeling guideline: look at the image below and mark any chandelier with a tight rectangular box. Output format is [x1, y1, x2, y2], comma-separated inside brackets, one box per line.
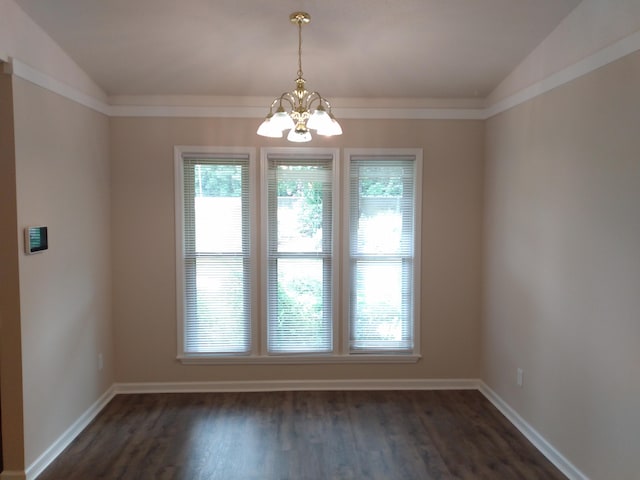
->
[257, 12, 342, 142]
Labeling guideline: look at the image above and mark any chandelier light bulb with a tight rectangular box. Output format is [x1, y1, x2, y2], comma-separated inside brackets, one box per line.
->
[271, 108, 295, 131]
[306, 105, 332, 131]
[256, 114, 284, 138]
[317, 114, 343, 136]
[287, 128, 312, 142]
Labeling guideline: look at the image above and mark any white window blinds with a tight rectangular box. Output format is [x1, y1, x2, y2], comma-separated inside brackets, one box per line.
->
[182, 155, 252, 354]
[348, 156, 417, 352]
[265, 154, 334, 353]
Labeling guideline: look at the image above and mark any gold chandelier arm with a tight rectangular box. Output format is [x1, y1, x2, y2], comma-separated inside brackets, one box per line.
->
[319, 97, 334, 112]
[265, 93, 296, 110]
[277, 92, 297, 109]
[266, 98, 280, 111]
[304, 91, 321, 106]
[305, 92, 335, 112]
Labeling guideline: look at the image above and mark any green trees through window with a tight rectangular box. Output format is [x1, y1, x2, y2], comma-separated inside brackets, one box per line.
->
[194, 164, 242, 197]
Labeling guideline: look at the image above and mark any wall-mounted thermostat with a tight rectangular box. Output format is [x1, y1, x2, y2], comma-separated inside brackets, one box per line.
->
[24, 226, 48, 254]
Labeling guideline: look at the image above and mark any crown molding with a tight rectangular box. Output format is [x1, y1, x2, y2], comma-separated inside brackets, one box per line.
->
[10, 58, 110, 115]
[7, 28, 640, 121]
[108, 104, 267, 118]
[484, 28, 640, 119]
[338, 107, 484, 120]
[108, 104, 485, 120]
[107, 94, 485, 109]
[107, 94, 485, 119]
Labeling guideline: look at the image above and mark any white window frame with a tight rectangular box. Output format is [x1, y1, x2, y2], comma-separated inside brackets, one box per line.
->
[174, 146, 259, 360]
[174, 145, 421, 364]
[260, 147, 341, 356]
[343, 149, 422, 357]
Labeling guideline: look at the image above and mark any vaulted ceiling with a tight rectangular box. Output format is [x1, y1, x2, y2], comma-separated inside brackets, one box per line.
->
[15, 0, 581, 99]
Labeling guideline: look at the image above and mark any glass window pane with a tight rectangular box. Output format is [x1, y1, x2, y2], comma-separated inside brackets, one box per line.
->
[273, 164, 331, 253]
[351, 260, 412, 351]
[268, 258, 331, 353]
[352, 163, 413, 256]
[186, 257, 250, 353]
[266, 155, 334, 355]
[355, 202, 404, 254]
[194, 164, 244, 253]
[348, 156, 417, 353]
[182, 156, 252, 356]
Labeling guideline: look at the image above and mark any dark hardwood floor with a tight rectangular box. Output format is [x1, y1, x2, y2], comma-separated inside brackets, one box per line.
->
[37, 390, 565, 480]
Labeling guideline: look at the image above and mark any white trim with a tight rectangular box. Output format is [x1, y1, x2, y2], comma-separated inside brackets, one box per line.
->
[114, 378, 480, 394]
[413, 152, 423, 355]
[174, 146, 258, 357]
[485, 29, 640, 118]
[259, 148, 269, 354]
[173, 146, 185, 356]
[178, 354, 421, 365]
[340, 153, 350, 354]
[342, 148, 423, 356]
[23, 385, 116, 480]
[479, 382, 589, 480]
[6, 28, 640, 121]
[339, 107, 483, 120]
[102, 104, 485, 120]
[259, 147, 341, 355]
[9, 58, 109, 115]
[109, 104, 267, 118]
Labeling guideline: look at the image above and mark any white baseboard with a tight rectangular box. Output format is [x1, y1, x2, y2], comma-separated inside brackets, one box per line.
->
[21, 385, 116, 480]
[113, 378, 481, 394]
[478, 382, 588, 480]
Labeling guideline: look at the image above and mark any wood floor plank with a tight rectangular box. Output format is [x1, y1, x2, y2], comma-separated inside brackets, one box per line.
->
[36, 390, 566, 480]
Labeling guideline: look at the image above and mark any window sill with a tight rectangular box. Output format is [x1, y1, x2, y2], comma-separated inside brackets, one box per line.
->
[177, 354, 421, 365]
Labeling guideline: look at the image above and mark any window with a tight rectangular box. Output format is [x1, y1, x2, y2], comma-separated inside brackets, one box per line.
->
[346, 152, 421, 353]
[175, 147, 256, 356]
[176, 146, 421, 363]
[263, 150, 337, 354]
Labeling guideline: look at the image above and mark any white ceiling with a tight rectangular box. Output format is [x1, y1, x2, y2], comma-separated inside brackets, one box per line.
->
[15, 0, 581, 99]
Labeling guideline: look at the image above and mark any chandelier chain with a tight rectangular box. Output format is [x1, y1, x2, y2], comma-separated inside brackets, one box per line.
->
[297, 19, 303, 80]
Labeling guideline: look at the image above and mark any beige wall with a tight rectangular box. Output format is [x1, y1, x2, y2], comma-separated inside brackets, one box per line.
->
[12, 77, 113, 468]
[483, 51, 640, 479]
[0, 70, 25, 473]
[110, 117, 484, 382]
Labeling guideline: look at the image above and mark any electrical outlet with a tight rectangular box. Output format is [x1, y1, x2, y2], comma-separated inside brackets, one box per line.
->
[517, 368, 524, 387]
[98, 353, 104, 372]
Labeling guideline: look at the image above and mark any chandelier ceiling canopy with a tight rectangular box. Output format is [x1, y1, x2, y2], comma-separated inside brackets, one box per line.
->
[257, 12, 342, 143]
